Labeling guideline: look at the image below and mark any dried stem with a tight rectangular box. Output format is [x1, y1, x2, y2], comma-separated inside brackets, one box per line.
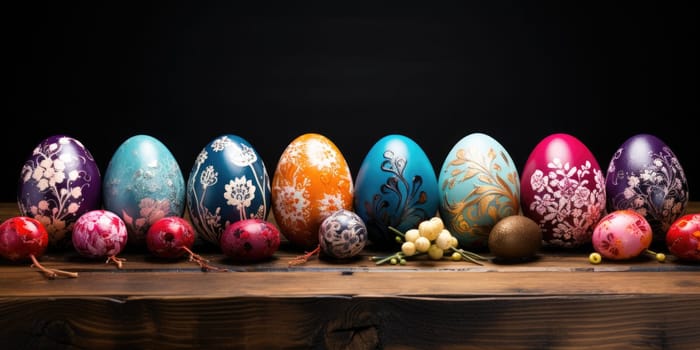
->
[182, 246, 228, 272]
[288, 245, 321, 267]
[30, 254, 79, 279]
[106, 255, 127, 269]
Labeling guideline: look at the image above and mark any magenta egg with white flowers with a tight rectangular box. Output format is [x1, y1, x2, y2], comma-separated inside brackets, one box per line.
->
[520, 133, 607, 248]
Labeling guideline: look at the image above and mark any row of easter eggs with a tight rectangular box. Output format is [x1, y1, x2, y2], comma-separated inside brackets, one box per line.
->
[16, 132, 689, 254]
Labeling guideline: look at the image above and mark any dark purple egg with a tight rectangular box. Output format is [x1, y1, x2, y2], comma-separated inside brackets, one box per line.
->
[17, 135, 102, 250]
[604, 134, 689, 243]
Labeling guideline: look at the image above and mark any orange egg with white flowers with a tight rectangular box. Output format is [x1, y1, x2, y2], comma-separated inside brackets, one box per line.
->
[271, 133, 354, 250]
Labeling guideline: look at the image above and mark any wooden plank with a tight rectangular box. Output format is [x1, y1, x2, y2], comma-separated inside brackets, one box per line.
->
[0, 270, 699, 298]
[1, 295, 698, 349]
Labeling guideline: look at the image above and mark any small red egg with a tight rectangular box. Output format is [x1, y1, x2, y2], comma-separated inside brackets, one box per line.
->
[0, 216, 49, 262]
[146, 216, 196, 259]
[666, 213, 700, 261]
[220, 219, 280, 262]
[592, 209, 653, 260]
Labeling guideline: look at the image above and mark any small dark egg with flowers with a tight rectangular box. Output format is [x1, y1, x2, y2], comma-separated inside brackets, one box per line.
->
[318, 209, 368, 259]
[220, 219, 280, 262]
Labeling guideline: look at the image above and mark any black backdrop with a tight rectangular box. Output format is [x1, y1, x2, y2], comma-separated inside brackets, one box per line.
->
[6, 2, 698, 203]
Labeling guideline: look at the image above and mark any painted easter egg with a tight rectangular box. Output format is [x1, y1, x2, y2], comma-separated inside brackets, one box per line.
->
[17, 135, 102, 250]
[220, 218, 281, 262]
[353, 134, 439, 249]
[72, 209, 128, 259]
[271, 133, 353, 250]
[437, 133, 520, 250]
[187, 134, 271, 246]
[103, 135, 185, 248]
[666, 213, 700, 261]
[318, 209, 368, 260]
[520, 133, 606, 248]
[605, 133, 689, 244]
[592, 209, 653, 260]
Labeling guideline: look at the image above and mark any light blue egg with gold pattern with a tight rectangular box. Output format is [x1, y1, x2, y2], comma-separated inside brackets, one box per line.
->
[103, 134, 186, 248]
[438, 133, 520, 250]
[186, 134, 271, 246]
[353, 134, 439, 249]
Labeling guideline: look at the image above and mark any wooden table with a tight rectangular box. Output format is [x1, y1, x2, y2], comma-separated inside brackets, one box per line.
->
[1, 202, 698, 349]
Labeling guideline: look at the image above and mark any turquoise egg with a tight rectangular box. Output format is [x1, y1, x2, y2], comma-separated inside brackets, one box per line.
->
[186, 134, 271, 246]
[438, 133, 520, 250]
[103, 135, 186, 248]
[353, 134, 439, 249]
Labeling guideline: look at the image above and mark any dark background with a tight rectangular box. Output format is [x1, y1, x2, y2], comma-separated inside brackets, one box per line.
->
[6, 1, 698, 203]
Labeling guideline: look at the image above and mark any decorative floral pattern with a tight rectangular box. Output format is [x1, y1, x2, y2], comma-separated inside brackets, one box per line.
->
[271, 134, 353, 249]
[607, 146, 688, 235]
[187, 135, 270, 245]
[527, 158, 606, 247]
[122, 198, 171, 245]
[18, 136, 101, 248]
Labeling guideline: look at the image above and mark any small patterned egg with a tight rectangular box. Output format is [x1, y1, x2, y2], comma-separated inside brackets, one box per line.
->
[353, 134, 439, 249]
[103, 135, 185, 248]
[520, 133, 606, 248]
[604, 133, 688, 244]
[666, 213, 700, 261]
[271, 133, 354, 250]
[220, 218, 280, 262]
[17, 135, 102, 250]
[318, 209, 368, 259]
[592, 209, 653, 260]
[72, 209, 128, 259]
[187, 134, 271, 246]
[438, 133, 520, 250]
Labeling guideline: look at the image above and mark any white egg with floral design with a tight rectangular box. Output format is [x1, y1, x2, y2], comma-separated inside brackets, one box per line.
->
[103, 135, 186, 248]
[186, 134, 271, 246]
[271, 133, 354, 250]
[18, 135, 102, 250]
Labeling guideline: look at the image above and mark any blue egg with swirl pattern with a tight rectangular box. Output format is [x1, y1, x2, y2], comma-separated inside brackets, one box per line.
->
[353, 134, 439, 249]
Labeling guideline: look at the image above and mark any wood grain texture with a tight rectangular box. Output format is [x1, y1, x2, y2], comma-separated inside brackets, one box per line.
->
[1, 202, 699, 349]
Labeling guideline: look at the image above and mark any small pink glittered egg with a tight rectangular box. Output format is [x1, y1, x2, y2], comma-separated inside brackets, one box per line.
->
[72, 210, 128, 259]
[592, 209, 653, 260]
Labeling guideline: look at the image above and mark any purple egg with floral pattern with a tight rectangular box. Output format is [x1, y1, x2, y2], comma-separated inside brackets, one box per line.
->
[318, 209, 368, 259]
[187, 134, 271, 246]
[604, 134, 688, 244]
[520, 133, 607, 248]
[103, 135, 186, 248]
[17, 135, 102, 250]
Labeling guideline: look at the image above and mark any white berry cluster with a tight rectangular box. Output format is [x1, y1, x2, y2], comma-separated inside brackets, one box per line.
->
[371, 216, 487, 265]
